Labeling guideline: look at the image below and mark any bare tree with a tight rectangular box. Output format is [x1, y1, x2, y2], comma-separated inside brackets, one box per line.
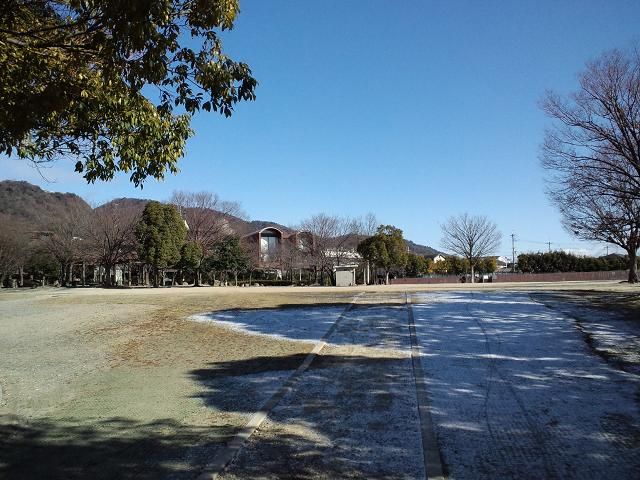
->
[40, 208, 91, 286]
[542, 47, 640, 282]
[170, 191, 245, 285]
[0, 214, 27, 286]
[440, 214, 501, 283]
[86, 203, 141, 286]
[548, 162, 639, 282]
[299, 213, 362, 285]
[353, 212, 379, 237]
[542, 48, 640, 200]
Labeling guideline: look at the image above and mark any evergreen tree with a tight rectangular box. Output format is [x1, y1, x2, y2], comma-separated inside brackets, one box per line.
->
[135, 201, 187, 287]
[357, 225, 407, 284]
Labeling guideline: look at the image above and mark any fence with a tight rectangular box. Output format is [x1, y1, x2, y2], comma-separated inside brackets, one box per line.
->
[390, 270, 628, 285]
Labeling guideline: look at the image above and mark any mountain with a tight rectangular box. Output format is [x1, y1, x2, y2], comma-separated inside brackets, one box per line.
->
[0, 181, 442, 254]
[405, 239, 442, 257]
[0, 180, 91, 227]
[244, 220, 293, 234]
[97, 197, 150, 211]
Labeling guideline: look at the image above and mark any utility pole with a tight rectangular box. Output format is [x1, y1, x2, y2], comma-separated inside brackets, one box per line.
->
[547, 241, 552, 253]
[511, 234, 516, 273]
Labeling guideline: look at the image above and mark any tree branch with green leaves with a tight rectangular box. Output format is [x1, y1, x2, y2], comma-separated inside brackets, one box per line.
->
[0, 0, 257, 186]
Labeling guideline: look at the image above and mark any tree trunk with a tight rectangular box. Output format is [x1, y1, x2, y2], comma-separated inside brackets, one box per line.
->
[628, 250, 638, 283]
[82, 261, 86, 286]
[104, 263, 112, 287]
[234, 271, 238, 286]
[195, 268, 201, 287]
[470, 263, 475, 283]
[385, 271, 389, 285]
[153, 266, 159, 288]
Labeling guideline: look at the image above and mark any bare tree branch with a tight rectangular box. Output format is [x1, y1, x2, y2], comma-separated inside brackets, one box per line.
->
[440, 213, 501, 283]
[541, 46, 640, 282]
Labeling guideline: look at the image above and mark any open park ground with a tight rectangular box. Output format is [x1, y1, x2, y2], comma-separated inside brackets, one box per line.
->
[1, 281, 639, 479]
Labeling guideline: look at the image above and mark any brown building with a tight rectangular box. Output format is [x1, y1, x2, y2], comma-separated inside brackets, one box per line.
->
[242, 227, 315, 270]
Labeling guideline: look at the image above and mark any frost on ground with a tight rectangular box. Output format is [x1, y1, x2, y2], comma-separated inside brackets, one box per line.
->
[412, 291, 640, 480]
[189, 306, 346, 344]
[219, 303, 425, 480]
[532, 292, 640, 374]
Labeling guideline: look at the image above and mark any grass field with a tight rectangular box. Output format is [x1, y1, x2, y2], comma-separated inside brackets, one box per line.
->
[1, 282, 638, 479]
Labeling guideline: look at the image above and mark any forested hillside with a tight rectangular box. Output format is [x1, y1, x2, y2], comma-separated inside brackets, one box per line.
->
[0, 181, 91, 227]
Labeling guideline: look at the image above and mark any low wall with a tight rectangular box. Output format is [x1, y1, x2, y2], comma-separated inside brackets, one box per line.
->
[493, 270, 628, 283]
[390, 270, 628, 285]
[390, 275, 461, 285]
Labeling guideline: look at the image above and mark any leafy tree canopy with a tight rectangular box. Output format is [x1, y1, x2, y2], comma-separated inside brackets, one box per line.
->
[357, 225, 407, 283]
[405, 253, 430, 277]
[179, 241, 203, 271]
[1, 1, 257, 186]
[206, 236, 249, 275]
[517, 251, 630, 273]
[476, 257, 497, 274]
[135, 201, 187, 282]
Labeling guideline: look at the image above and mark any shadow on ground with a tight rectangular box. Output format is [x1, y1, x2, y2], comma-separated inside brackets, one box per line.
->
[410, 291, 640, 479]
[189, 302, 426, 479]
[0, 416, 231, 480]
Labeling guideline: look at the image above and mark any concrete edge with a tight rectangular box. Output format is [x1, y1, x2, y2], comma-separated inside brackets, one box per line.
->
[196, 292, 363, 480]
[406, 293, 447, 480]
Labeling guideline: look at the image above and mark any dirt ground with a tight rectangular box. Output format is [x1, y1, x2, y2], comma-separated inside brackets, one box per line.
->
[0, 281, 638, 479]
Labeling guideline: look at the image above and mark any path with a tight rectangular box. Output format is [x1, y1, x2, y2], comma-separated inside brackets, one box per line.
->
[412, 291, 640, 479]
[216, 294, 427, 479]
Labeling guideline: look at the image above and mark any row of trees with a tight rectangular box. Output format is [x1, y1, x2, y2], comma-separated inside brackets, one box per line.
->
[137, 200, 254, 287]
[0, 191, 387, 287]
[4, 196, 629, 288]
[0, 190, 248, 288]
[517, 251, 628, 274]
[356, 223, 501, 284]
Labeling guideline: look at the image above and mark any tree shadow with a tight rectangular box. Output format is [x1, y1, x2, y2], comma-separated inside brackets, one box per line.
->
[9, 292, 639, 479]
[187, 350, 425, 479]
[1, 351, 418, 479]
[0, 416, 232, 480]
[409, 290, 640, 479]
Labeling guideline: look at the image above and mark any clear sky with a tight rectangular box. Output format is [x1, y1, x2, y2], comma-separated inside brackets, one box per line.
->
[3, 0, 640, 257]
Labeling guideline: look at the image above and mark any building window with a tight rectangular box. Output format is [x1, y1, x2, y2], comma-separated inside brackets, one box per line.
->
[260, 231, 279, 261]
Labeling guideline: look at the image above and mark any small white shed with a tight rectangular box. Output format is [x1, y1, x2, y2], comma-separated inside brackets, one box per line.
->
[334, 264, 358, 287]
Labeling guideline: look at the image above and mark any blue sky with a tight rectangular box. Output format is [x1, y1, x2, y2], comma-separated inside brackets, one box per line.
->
[3, 0, 640, 257]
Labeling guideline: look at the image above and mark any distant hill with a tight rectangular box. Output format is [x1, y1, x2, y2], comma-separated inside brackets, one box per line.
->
[0, 180, 91, 228]
[97, 197, 150, 211]
[95, 198, 282, 236]
[405, 239, 441, 257]
[334, 234, 443, 257]
[0, 181, 442, 254]
[244, 220, 293, 234]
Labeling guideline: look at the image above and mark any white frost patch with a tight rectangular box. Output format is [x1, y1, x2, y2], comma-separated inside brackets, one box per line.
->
[440, 421, 484, 432]
[189, 306, 346, 343]
[412, 290, 640, 479]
